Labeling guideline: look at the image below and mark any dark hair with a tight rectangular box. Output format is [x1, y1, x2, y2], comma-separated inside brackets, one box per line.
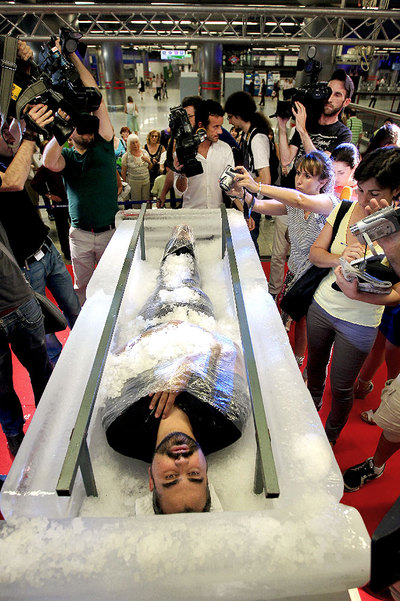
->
[295, 150, 334, 194]
[329, 69, 354, 99]
[354, 146, 400, 191]
[195, 99, 224, 128]
[127, 95, 133, 103]
[364, 123, 400, 156]
[330, 143, 360, 169]
[182, 95, 202, 111]
[348, 108, 357, 117]
[152, 484, 212, 514]
[224, 91, 272, 135]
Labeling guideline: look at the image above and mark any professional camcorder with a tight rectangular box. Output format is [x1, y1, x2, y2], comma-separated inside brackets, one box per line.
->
[166, 105, 206, 177]
[270, 46, 331, 121]
[0, 28, 101, 140]
[350, 205, 400, 248]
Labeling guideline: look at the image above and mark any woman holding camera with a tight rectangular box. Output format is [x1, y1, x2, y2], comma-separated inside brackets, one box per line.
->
[235, 150, 337, 368]
[306, 146, 400, 446]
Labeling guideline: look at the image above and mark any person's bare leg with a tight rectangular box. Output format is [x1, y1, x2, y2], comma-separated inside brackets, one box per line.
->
[385, 339, 400, 381]
[373, 432, 400, 468]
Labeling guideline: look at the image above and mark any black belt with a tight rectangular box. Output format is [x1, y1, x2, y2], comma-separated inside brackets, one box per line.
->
[25, 235, 52, 266]
[77, 223, 115, 233]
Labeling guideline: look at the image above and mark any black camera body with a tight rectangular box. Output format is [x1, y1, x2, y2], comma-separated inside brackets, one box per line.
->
[1, 28, 101, 138]
[167, 106, 206, 178]
[271, 49, 331, 121]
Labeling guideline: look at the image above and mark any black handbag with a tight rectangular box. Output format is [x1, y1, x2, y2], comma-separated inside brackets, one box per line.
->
[34, 291, 68, 334]
[280, 201, 352, 322]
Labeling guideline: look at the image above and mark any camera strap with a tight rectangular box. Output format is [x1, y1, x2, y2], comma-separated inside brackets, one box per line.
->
[0, 36, 18, 125]
[15, 79, 48, 122]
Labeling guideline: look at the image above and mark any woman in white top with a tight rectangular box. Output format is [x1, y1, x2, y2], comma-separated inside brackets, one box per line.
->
[121, 134, 151, 204]
[124, 96, 139, 134]
[307, 146, 400, 445]
[235, 150, 337, 367]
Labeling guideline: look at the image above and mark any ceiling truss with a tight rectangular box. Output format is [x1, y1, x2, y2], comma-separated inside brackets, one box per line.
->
[0, 4, 399, 48]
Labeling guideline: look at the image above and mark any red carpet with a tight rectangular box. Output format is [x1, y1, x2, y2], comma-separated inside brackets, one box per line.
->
[0, 261, 399, 598]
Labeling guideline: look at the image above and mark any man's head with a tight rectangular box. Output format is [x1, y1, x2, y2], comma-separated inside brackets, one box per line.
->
[149, 432, 211, 514]
[195, 100, 224, 144]
[324, 69, 353, 117]
[71, 114, 99, 149]
[225, 91, 256, 127]
[182, 95, 202, 128]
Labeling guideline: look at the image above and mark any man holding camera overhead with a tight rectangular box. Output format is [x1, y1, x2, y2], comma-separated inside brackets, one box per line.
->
[174, 99, 234, 209]
[42, 42, 118, 306]
[278, 69, 353, 188]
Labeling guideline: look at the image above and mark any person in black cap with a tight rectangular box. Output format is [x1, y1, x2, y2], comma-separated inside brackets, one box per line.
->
[41, 50, 119, 305]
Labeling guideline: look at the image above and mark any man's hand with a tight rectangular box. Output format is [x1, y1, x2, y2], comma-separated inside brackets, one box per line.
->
[149, 390, 179, 419]
[246, 216, 255, 231]
[156, 196, 165, 208]
[277, 116, 290, 129]
[24, 104, 54, 136]
[366, 198, 400, 259]
[292, 101, 307, 135]
[17, 40, 33, 62]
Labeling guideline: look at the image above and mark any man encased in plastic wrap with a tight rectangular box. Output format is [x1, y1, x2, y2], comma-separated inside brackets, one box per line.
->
[102, 225, 250, 514]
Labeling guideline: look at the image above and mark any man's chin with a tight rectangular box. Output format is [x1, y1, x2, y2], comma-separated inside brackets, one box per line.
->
[154, 432, 199, 456]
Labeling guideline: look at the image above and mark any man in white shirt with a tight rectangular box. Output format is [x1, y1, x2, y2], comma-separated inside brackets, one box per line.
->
[174, 100, 233, 209]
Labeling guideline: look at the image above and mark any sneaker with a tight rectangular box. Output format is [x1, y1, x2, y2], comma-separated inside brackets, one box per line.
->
[6, 431, 25, 457]
[343, 457, 385, 492]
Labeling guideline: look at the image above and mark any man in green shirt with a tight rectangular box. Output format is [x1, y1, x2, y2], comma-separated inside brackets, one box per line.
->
[347, 108, 363, 147]
[43, 49, 118, 305]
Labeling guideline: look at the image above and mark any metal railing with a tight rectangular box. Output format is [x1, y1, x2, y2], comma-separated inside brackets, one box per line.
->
[221, 205, 279, 498]
[57, 205, 279, 500]
[56, 203, 146, 497]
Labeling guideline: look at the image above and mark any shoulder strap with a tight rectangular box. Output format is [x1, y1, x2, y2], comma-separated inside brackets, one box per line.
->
[329, 200, 352, 251]
[0, 36, 18, 125]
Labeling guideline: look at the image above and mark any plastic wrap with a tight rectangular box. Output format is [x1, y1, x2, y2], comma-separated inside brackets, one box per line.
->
[138, 224, 215, 324]
[102, 225, 250, 460]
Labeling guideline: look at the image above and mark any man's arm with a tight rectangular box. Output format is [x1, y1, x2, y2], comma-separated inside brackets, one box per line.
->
[277, 116, 298, 167]
[292, 102, 318, 155]
[68, 52, 113, 142]
[158, 168, 174, 208]
[43, 137, 66, 172]
[0, 104, 53, 191]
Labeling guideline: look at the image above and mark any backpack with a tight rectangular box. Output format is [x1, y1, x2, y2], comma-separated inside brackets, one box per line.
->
[241, 127, 280, 185]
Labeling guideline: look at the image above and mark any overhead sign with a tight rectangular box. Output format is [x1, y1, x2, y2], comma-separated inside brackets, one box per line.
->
[160, 50, 190, 60]
[228, 55, 240, 65]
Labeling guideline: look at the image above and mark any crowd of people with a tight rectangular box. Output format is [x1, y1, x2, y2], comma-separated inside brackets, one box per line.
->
[0, 38, 399, 520]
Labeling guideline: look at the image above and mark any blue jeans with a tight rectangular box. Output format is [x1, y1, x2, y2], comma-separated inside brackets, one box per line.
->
[306, 301, 378, 443]
[0, 297, 53, 436]
[22, 242, 80, 363]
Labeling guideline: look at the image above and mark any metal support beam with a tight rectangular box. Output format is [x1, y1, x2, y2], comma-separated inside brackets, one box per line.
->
[57, 204, 147, 497]
[221, 206, 279, 498]
[1, 4, 399, 48]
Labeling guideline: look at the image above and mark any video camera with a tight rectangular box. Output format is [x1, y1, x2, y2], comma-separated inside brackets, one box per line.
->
[270, 46, 331, 120]
[166, 105, 206, 177]
[0, 28, 101, 139]
[350, 205, 400, 249]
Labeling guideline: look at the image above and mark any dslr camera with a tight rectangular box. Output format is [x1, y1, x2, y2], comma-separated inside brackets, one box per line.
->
[271, 46, 331, 121]
[167, 106, 206, 177]
[1, 28, 101, 138]
[350, 205, 400, 247]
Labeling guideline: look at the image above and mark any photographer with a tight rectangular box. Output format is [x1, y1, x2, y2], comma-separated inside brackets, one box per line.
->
[0, 50, 56, 454]
[42, 43, 118, 305]
[174, 99, 234, 209]
[278, 69, 353, 188]
[0, 40, 80, 367]
[225, 90, 276, 254]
